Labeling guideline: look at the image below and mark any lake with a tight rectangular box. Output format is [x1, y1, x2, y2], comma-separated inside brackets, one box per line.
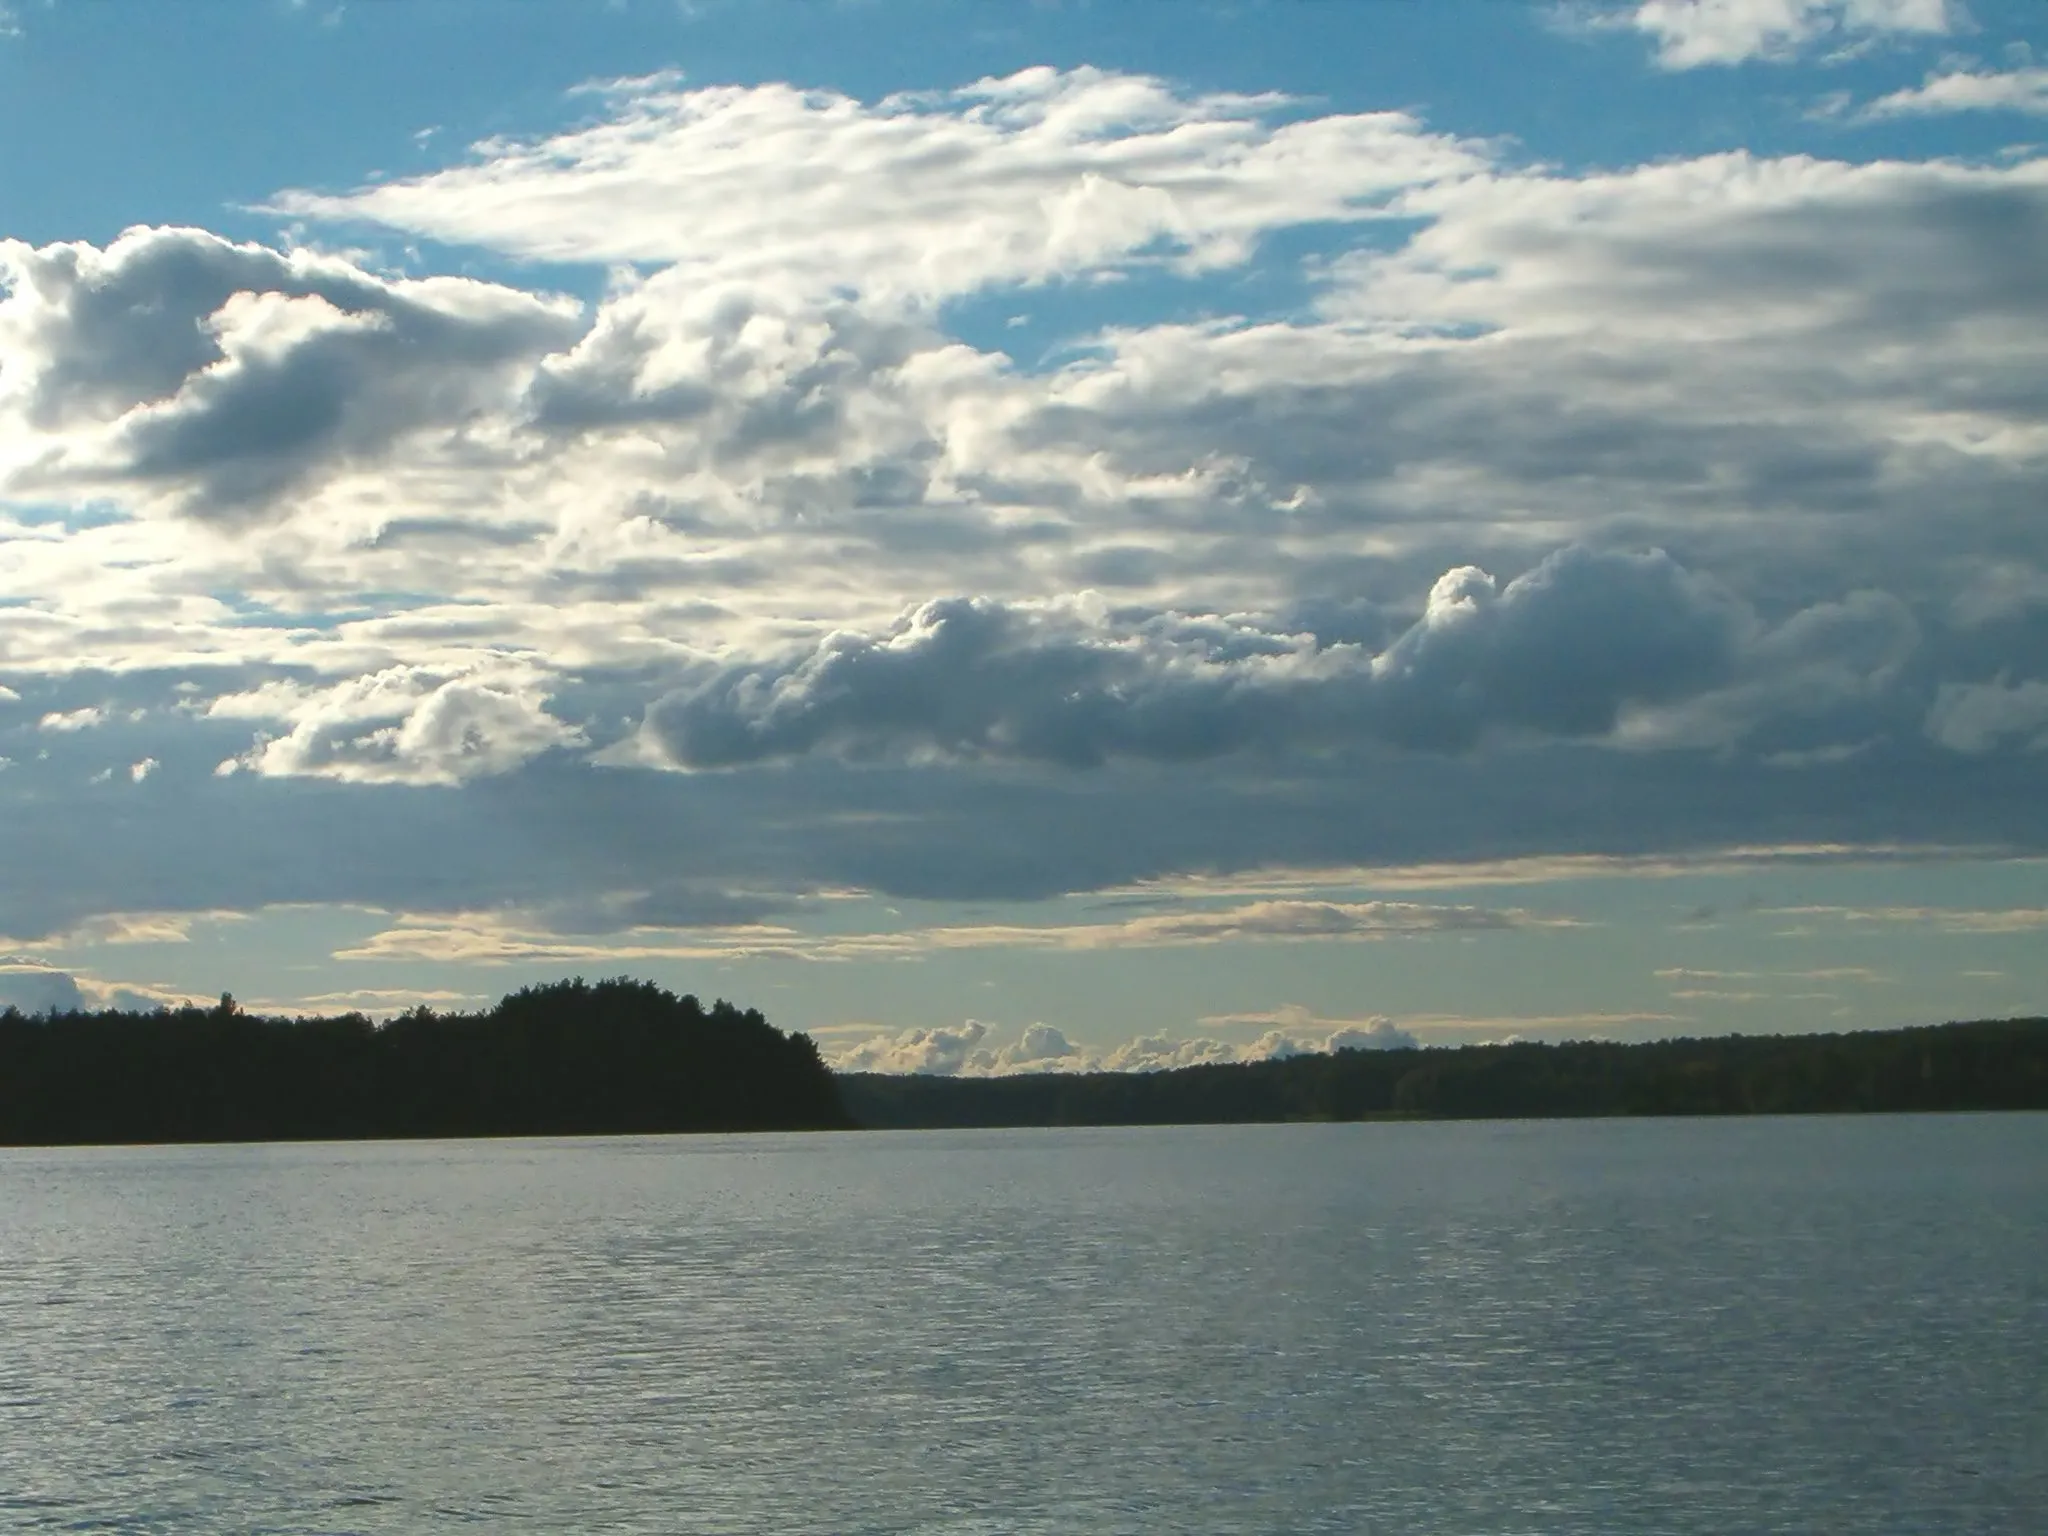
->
[1, 1116, 2043, 1533]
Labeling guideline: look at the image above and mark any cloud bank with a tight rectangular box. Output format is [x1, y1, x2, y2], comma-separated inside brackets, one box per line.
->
[828, 1011, 1421, 1076]
[0, 63, 2043, 949]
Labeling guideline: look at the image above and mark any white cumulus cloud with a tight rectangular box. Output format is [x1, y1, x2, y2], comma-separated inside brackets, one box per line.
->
[1627, 0, 1952, 69]
[272, 67, 1487, 306]
[1856, 65, 2048, 120]
[830, 1010, 1421, 1075]
[37, 705, 103, 732]
[211, 664, 584, 785]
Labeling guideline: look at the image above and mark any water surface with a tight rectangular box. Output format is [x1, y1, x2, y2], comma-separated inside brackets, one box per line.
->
[2, 1115, 2043, 1533]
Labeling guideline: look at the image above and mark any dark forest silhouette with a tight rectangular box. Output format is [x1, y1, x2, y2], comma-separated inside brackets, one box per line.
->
[1, 982, 2042, 1145]
[0, 978, 851, 1145]
[841, 1017, 2048, 1129]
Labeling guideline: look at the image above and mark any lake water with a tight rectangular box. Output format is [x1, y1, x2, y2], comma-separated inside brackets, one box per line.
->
[1, 1116, 2043, 1534]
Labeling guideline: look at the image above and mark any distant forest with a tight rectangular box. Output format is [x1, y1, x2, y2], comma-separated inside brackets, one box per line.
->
[842, 1017, 2048, 1129]
[0, 979, 851, 1145]
[1, 983, 2044, 1146]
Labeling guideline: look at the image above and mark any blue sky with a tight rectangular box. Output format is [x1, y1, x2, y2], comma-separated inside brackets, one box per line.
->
[1, 0, 2045, 1071]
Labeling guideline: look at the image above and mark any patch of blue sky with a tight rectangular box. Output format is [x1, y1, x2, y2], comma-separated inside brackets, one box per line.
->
[6, 0, 2037, 270]
[0, 500, 131, 533]
[941, 215, 1428, 367]
[214, 593, 447, 631]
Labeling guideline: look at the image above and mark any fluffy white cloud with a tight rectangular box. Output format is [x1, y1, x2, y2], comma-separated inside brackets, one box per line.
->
[274, 68, 1486, 305]
[1856, 65, 2048, 119]
[1197, 1005, 1423, 1055]
[831, 1020, 994, 1075]
[37, 705, 103, 731]
[829, 1011, 1422, 1075]
[0, 225, 580, 521]
[1325, 1019, 1423, 1052]
[1627, 0, 1952, 68]
[211, 664, 584, 785]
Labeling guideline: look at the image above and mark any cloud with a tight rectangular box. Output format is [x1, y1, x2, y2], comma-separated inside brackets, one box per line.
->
[38, 706, 104, 732]
[639, 546, 1926, 769]
[34, 909, 242, 947]
[1855, 66, 2048, 120]
[0, 225, 580, 521]
[1105, 842, 2008, 896]
[0, 67, 2045, 947]
[272, 67, 1487, 305]
[828, 1011, 1420, 1076]
[210, 664, 584, 785]
[890, 899, 1577, 953]
[333, 893, 1567, 967]
[1925, 677, 2048, 752]
[1626, 0, 1952, 69]
[1771, 903, 2048, 932]
[0, 958, 85, 1013]
[0, 958, 193, 1015]
[1198, 1005, 1423, 1053]
[831, 1020, 994, 1074]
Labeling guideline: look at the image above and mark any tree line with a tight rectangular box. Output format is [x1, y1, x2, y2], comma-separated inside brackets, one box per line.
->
[839, 1017, 2048, 1129]
[2, 986, 2042, 1146]
[0, 978, 851, 1145]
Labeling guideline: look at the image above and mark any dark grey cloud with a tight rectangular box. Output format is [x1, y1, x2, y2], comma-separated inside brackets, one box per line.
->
[1368, 545, 1747, 748]
[647, 593, 1306, 770]
[4, 720, 2047, 942]
[640, 546, 1830, 769]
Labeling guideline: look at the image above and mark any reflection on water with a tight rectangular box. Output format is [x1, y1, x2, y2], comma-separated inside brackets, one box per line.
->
[1, 1115, 2043, 1533]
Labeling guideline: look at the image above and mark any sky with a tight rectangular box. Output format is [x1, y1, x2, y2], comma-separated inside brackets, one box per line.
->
[1, 0, 2044, 1073]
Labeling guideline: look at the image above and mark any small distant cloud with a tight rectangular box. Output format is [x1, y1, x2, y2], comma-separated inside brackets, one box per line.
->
[1856, 66, 2048, 120]
[1770, 904, 2048, 933]
[128, 757, 158, 783]
[44, 910, 247, 947]
[831, 1020, 996, 1075]
[39, 706, 104, 733]
[1623, 0, 1954, 71]
[829, 1010, 1420, 1076]
[0, 685, 20, 703]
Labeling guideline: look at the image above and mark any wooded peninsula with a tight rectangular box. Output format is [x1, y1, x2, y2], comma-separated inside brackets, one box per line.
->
[0, 979, 2042, 1145]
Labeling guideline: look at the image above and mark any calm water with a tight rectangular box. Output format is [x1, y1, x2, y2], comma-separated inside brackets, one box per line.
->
[1, 1116, 2043, 1534]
